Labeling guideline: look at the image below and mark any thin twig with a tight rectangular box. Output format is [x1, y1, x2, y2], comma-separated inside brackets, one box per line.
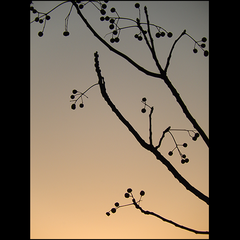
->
[149, 107, 154, 145]
[132, 198, 209, 234]
[155, 126, 171, 149]
[164, 29, 186, 73]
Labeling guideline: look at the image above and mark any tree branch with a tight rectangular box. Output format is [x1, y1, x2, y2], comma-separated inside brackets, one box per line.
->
[94, 51, 151, 151]
[149, 107, 154, 145]
[71, 1, 209, 146]
[136, 7, 165, 76]
[132, 198, 209, 235]
[155, 126, 171, 149]
[161, 74, 209, 147]
[164, 29, 186, 73]
[94, 51, 209, 205]
[70, 0, 162, 79]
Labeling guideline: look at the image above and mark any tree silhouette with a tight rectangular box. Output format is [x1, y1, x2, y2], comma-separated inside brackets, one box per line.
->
[31, 1, 209, 235]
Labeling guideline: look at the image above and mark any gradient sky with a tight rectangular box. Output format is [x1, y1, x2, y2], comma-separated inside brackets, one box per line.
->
[30, 1, 209, 238]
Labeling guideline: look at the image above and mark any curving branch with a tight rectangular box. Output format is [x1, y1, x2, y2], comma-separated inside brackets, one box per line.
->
[164, 29, 186, 73]
[94, 51, 209, 205]
[132, 198, 209, 234]
[70, 0, 162, 79]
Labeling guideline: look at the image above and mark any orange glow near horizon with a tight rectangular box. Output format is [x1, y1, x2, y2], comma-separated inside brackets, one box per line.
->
[31, 1, 209, 238]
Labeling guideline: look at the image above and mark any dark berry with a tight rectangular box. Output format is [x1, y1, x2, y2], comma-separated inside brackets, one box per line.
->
[134, 34, 139, 38]
[35, 17, 39, 22]
[124, 193, 130, 198]
[113, 30, 118, 35]
[32, 9, 37, 14]
[100, 9, 106, 15]
[160, 32, 165, 37]
[70, 95, 75, 99]
[185, 158, 189, 163]
[135, 3, 140, 8]
[127, 188, 132, 193]
[167, 32, 173, 38]
[110, 18, 115, 24]
[182, 154, 186, 158]
[141, 108, 146, 113]
[45, 15, 51, 20]
[114, 37, 119, 43]
[140, 190, 145, 196]
[168, 151, 173, 156]
[110, 7, 115, 12]
[142, 97, 146, 102]
[104, 0, 109, 3]
[106, 212, 110, 216]
[111, 208, 116, 213]
[39, 19, 43, 24]
[192, 136, 197, 141]
[63, 31, 70, 36]
[109, 24, 114, 30]
[155, 32, 161, 38]
[79, 103, 84, 108]
[194, 133, 200, 138]
[143, 30, 147, 35]
[201, 43, 206, 48]
[38, 31, 43, 37]
[204, 50, 209, 57]
[79, 4, 84, 9]
[110, 38, 115, 43]
[193, 48, 198, 53]
[71, 104, 76, 110]
[114, 202, 119, 207]
[105, 16, 110, 21]
[201, 37, 207, 42]
[100, 16, 105, 21]
[183, 143, 187, 147]
[138, 36, 142, 41]
[181, 159, 185, 164]
[102, 3, 107, 9]
[72, 89, 78, 94]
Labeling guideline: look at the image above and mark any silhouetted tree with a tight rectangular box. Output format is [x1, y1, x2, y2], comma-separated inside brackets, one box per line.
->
[31, 1, 209, 235]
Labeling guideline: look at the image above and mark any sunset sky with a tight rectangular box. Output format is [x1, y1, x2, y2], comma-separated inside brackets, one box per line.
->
[30, 1, 209, 238]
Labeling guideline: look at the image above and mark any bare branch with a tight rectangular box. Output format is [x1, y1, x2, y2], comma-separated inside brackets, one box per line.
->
[94, 52, 209, 205]
[149, 107, 154, 145]
[155, 126, 171, 149]
[164, 29, 186, 73]
[132, 198, 209, 235]
[136, 7, 165, 76]
[94, 51, 150, 150]
[70, 0, 162, 79]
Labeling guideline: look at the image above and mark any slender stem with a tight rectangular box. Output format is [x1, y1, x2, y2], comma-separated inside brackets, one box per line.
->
[155, 126, 171, 149]
[168, 131, 182, 156]
[164, 29, 186, 73]
[149, 107, 154, 145]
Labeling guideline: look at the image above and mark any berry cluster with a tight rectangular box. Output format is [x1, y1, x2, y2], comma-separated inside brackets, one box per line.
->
[106, 188, 145, 216]
[30, 1, 209, 57]
[140, 97, 152, 113]
[70, 83, 99, 110]
[99, 2, 173, 44]
[167, 129, 200, 164]
[185, 33, 209, 57]
[30, 3, 51, 37]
